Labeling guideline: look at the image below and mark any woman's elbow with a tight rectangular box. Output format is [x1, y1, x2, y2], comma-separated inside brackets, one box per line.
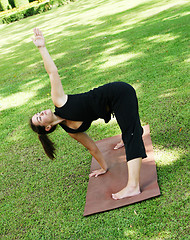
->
[48, 67, 58, 75]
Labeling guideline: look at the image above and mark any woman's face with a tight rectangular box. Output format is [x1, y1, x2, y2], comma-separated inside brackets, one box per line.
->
[32, 109, 53, 126]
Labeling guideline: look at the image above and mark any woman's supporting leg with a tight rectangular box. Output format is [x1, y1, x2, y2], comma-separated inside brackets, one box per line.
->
[112, 157, 142, 200]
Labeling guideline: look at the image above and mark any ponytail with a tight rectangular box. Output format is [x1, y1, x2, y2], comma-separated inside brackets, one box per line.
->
[29, 118, 57, 159]
[38, 134, 56, 160]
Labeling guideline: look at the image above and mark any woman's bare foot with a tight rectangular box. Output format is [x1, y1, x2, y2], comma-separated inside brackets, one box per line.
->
[112, 186, 141, 200]
[112, 158, 142, 200]
[114, 140, 124, 150]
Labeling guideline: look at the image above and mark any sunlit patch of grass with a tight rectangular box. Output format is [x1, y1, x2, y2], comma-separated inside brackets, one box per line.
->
[154, 147, 181, 166]
[146, 33, 179, 42]
[99, 52, 143, 69]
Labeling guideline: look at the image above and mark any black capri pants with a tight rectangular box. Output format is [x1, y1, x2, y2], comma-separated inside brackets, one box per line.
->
[107, 82, 147, 161]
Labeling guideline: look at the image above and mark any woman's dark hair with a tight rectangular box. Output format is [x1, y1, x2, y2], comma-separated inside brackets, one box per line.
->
[29, 118, 57, 160]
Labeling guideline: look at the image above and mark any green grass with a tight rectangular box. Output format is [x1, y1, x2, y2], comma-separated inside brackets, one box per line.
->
[0, 0, 189, 239]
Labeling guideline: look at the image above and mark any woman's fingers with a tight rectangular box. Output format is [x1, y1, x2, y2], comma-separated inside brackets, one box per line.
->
[33, 27, 37, 36]
[35, 28, 40, 35]
[32, 28, 45, 47]
[89, 172, 96, 178]
[33, 27, 43, 37]
[89, 169, 106, 178]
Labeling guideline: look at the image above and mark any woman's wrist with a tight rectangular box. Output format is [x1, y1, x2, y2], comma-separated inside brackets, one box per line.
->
[102, 166, 108, 172]
[38, 45, 46, 49]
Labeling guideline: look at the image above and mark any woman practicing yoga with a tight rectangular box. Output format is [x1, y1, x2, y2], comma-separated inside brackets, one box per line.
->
[30, 28, 147, 200]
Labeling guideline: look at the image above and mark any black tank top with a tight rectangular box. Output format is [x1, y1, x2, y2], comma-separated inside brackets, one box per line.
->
[54, 82, 136, 134]
[58, 120, 92, 133]
[54, 84, 113, 133]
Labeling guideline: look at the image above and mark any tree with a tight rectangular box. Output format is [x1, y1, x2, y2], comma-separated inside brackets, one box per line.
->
[0, 0, 12, 11]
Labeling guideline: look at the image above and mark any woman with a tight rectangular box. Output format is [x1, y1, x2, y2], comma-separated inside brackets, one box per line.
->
[30, 28, 147, 200]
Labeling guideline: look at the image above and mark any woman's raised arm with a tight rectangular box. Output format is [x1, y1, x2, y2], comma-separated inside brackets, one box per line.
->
[32, 28, 67, 107]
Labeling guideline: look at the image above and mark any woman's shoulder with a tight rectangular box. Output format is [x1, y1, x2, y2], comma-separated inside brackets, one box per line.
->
[54, 95, 68, 108]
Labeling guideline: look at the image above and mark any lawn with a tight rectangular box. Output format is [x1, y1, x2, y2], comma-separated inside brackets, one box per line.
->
[0, 0, 189, 239]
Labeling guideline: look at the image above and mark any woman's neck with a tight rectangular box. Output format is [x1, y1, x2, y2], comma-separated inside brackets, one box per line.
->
[52, 113, 65, 126]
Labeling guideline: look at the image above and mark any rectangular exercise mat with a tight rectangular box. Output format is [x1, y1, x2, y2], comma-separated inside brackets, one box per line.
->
[84, 125, 160, 216]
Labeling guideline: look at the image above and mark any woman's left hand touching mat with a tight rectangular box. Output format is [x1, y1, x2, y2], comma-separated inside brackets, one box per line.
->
[89, 168, 107, 178]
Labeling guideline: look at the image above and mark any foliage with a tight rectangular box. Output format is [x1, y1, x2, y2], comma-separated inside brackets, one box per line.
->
[0, 0, 189, 239]
[8, 0, 15, 8]
[0, 0, 12, 11]
[0, 0, 51, 23]
[0, 0, 75, 23]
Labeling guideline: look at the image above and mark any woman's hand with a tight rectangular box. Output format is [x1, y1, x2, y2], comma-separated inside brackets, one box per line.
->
[32, 28, 45, 48]
[89, 168, 107, 178]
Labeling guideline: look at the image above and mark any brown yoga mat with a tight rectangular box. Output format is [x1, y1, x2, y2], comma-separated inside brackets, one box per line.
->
[84, 125, 160, 216]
